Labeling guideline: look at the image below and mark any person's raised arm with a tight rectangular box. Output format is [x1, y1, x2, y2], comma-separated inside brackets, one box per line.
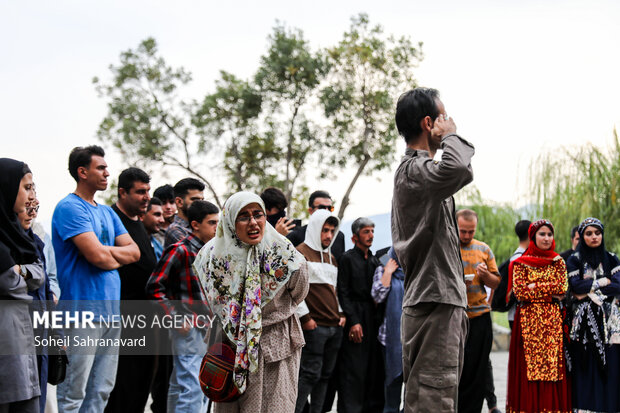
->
[110, 233, 140, 265]
[409, 117, 475, 202]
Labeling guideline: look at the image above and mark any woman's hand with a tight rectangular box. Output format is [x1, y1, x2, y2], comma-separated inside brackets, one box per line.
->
[597, 278, 611, 288]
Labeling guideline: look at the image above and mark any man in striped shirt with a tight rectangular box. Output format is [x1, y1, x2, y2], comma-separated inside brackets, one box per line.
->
[456, 209, 501, 413]
[146, 200, 219, 413]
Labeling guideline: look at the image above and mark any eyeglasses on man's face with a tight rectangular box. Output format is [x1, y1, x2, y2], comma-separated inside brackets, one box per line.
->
[236, 211, 266, 224]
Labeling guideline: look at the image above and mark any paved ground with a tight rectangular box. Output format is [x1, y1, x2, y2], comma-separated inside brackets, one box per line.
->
[140, 350, 510, 413]
[322, 350, 510, 413]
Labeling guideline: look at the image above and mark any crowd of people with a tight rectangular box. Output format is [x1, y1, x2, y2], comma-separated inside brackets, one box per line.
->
[1, 86, 619, 413]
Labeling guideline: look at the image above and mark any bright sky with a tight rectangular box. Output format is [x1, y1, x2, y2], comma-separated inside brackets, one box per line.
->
[2, 0, 619, 227]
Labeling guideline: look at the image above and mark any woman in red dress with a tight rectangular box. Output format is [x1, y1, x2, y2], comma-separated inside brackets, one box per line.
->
[506, 219, 571, 413]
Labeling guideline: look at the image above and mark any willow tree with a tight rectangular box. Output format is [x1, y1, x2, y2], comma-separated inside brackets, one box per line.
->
[320, 13, 424, 218]
[455, 186, 524, 262]
[529, 131, 620, 252]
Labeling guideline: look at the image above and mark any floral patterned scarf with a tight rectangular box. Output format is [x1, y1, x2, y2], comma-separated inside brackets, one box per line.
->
[194, 192, 304, 393]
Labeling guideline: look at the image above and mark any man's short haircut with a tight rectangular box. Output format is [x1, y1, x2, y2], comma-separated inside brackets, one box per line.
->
[456, 209, 478, 222]
[153, 184, 175, 203]
[68, 145, 105, 182]
[570, 226, 579, 239]
[260, 187, 288, 211]
[118, 167, 150, 195]
[325, 216, 339, 228]
[174, 178, 205, 199]
[395, 88, 441, 144]
[515, 220, 532, 242]
[309, 190, 332, 208]
[147, 197, 162, 212]
[187, 200, 219, 225]
[352, 217, 375, 235]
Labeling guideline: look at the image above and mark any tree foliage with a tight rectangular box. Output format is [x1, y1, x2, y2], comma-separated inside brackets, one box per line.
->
[192, 71, 274, 195]
[93, 37, 223, 207]
[529, 131, 620, 253]
[94, 16, 425, 218]
[254, 24, 329, 203]
[456, 186, 523, 263]
[320, 13, 424, 218]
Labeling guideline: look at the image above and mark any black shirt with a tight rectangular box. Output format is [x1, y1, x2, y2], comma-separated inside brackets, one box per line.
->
[337, 246, 379, 326]
[560, 248, 575, 262]
[112, 204, 157, 300]
[287, 224, 345, 262]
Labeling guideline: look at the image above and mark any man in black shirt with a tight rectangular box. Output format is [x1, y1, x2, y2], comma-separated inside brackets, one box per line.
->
[560, 225, 580, 262]
[287, 190, 346, 262]
[106, 167, 158, 413]
[337, 217, 384, 413]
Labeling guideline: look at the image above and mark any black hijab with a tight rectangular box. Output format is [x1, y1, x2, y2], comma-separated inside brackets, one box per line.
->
[574, 217, 611, 275]
[0, 158, 38, 271]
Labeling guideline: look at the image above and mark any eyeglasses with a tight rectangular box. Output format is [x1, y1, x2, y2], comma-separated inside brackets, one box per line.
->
[314, 205, 334, 212]
[236, 212, 266, 224]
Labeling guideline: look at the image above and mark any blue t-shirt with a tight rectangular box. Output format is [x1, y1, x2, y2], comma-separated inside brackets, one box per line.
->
[52, 194, 127, 316]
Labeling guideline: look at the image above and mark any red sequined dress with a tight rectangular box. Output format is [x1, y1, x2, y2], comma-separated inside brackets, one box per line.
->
[506, 256, 571, 413]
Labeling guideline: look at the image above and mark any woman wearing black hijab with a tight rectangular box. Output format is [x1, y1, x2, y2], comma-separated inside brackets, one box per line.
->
[567, 217, 620, 412]
[0, 158, 45, 413]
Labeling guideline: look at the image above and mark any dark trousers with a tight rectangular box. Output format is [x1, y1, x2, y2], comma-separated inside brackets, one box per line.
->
[150, 319, 173, 413]
[321, 358, 340, 412]
[457, 312, 493, 413]
[381, 345, 403, 413]
[485, 358, 497, 409]
[0, 398, 39, 413]
[337, 317, 384, 413]
[150, 354, 173, 413]
[105, 354, 155, 413]
[295, 325, 343, 413]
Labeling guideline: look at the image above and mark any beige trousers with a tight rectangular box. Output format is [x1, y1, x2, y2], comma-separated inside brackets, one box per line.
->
[401, 303, 468, 413]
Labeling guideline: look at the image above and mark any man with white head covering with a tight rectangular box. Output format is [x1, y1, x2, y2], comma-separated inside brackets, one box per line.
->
[294, 210, 345, 413]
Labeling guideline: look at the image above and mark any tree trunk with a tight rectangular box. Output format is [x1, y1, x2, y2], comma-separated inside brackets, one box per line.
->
[338, 153, 371, 220]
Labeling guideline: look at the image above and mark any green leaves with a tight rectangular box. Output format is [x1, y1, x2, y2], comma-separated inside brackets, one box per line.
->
[320, 13, 423, 217]
[529, 130, 620, 253]
[95, 16, 424, 217]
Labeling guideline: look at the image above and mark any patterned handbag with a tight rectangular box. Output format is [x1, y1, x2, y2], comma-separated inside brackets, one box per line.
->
[199, 341, 241, 402]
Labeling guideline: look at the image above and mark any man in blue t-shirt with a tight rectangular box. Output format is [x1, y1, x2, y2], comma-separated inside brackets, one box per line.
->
[52, 145, 139, 413]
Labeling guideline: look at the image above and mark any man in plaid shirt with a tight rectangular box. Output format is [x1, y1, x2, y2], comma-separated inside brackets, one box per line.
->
[147, 200, 219, 413]
[164, 178, 205, 248]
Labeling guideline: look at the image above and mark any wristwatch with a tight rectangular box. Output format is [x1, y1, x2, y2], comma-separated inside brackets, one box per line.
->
[19, 265, 28, 278]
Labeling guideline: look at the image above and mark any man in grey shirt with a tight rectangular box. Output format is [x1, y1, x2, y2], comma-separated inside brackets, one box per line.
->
[391, 88, 474, 412]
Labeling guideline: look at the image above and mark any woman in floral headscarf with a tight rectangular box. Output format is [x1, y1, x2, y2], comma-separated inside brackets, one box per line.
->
[194, 192, 308, 413]
[567, 217, 620, 412]
[505, 219, 571, 413]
